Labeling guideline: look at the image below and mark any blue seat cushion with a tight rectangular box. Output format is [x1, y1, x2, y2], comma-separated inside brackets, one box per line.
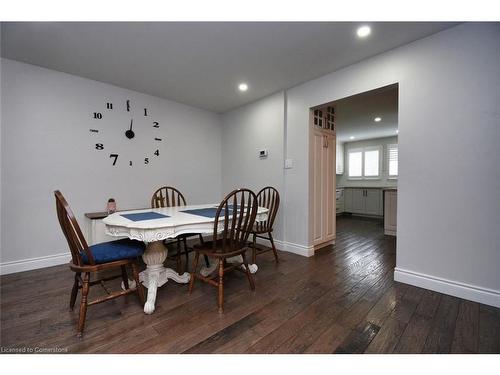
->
[82, 238, 145, 264]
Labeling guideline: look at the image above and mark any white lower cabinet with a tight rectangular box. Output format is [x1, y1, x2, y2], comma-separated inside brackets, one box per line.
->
[343, 188, 383, 217]
[344, 188, 353, 212]
[384, 190, 397, 236]
[365, 189, 382, 216]
[351, 189, 365, 214]
[336, 188, 344, 214]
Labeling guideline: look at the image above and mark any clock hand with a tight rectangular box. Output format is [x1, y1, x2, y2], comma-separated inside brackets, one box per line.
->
[125, 119, 135, 139]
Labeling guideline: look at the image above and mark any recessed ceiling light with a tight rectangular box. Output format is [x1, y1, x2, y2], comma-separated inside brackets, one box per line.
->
[357, 25, 371, 38]
[350, 136, 355, 140]
[238, 83, 248, 92]
[374, 117, 382, 122]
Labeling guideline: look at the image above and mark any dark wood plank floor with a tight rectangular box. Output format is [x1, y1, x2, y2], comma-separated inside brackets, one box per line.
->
[1, 216, 499, 353]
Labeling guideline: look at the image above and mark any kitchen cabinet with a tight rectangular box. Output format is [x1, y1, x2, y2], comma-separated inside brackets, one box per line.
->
[311, 106, 336, 248]
[336, 188, 344, 214]
[384, 189, 397, 236]
[311, 128, 336, 247]
[351, 188, 365, 213]
[336, 141, 344, 174]
[365, 189, 382, 216]
[343, 188, 383, 217]
[344, 188, 352, 212]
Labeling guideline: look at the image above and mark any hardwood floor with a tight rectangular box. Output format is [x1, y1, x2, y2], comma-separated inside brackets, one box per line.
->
[1, 216, 499, 354]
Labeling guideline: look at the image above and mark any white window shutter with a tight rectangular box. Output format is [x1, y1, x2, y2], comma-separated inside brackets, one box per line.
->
[364, 149, 380, 177]
[388, 144, 398, 177]
[348, 150, 362, 178]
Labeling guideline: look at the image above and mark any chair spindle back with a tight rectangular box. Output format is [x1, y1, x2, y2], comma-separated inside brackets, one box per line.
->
[151, 186, 187, 208]
[213, 189, 258, 255]
[54, 190, 93, 266]
[254, 186, 280, 232]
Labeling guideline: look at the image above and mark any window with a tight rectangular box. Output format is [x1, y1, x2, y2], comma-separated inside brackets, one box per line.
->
[348, 150, 362, 178]
[364, 149, 380, 177]
[388, 144, 398, 178]
[348, 146, 381, 179]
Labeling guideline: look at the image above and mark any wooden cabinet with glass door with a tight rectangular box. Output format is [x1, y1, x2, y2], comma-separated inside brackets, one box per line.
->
[310, 105, 336, 249]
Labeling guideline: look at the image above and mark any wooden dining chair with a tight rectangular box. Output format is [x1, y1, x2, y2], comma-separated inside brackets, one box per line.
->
[188, 188, 258, 312]
[250, 186, 280, 264]
[54, 190, 145, 337]
[151, 186, 209, 272]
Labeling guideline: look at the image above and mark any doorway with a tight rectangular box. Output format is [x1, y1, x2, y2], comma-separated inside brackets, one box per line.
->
[309, 84, 399, 251]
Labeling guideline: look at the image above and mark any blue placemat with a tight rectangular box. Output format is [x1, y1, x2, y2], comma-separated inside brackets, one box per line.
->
[120, 212, 170, 221]
[181, 207, 232, 218]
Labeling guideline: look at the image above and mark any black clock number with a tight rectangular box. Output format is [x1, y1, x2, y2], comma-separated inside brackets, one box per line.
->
[155, 137, 162, 141]
[93, 112, 102, 119]
[153, 122, 159, 128]
[126, 100, 131, 112]
[144, 158, 149, 164]
[129, 161, 133, 166]
[144, 108, 148, 116]
[95, 143, 104, 150]
[110, 154, 118, 166]
[90, 129, 99, 133]
[154, 149, 160, 156]
[106, 102, 113, 110]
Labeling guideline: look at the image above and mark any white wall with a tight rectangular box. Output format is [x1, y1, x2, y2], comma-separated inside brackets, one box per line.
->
[285, 23, 500, 306]
[0, 58, 222, 272]
[221, 92, 285, 240]
[337, 136, 398, 188]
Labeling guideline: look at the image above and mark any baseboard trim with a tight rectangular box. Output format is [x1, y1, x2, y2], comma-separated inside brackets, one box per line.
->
[276, 240, 315, 257]
[1, 252, 71, 276]
[394, 267, 500, 308]
[254, 237, 314, 257]
[1, 236, 316, 276]
[313, 239, 335, 251]
[344, 212, 383, 219]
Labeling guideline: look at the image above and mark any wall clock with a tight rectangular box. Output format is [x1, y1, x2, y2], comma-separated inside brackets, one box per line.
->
[89, 100, 163, 167]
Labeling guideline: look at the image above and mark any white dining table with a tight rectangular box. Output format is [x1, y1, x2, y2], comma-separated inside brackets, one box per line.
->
[102, 204, 268, 314]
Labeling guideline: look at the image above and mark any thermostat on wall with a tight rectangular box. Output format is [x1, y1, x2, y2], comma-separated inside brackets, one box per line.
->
[259, 149, 268, 158]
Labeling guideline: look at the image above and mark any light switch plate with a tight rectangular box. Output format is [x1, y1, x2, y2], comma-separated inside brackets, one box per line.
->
[284, 158, 293, 169]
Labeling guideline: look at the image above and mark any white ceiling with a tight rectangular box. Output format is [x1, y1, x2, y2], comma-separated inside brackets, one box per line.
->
[1, 22, 457, 113]
[335, 84, 398, 143]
